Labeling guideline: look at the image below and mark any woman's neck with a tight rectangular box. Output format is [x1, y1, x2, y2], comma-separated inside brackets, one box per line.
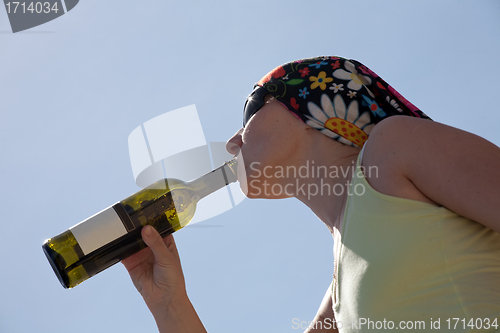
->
[289, 133, 360, 234]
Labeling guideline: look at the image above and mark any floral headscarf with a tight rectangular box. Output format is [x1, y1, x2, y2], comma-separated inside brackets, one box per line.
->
[251, 56, 431, 148]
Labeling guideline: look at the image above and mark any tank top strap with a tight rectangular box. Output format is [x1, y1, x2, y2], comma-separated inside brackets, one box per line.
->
[358, 143, 367, 167]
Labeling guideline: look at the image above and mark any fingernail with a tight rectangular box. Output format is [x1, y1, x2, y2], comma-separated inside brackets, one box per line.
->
[143, 226, 153, 237]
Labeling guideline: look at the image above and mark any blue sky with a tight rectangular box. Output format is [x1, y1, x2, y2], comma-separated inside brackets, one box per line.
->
[1, 1, 499, 332]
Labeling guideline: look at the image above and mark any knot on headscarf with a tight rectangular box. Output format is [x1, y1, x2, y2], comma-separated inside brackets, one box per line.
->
[253, 56, 431, 148]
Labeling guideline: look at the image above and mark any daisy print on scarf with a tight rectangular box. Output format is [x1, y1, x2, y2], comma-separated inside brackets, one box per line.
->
[333, 61, 373, 92]
[305, 94, 375, 148]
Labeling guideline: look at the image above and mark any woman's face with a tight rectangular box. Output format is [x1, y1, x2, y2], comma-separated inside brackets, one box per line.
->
[226, 96, 308, 198]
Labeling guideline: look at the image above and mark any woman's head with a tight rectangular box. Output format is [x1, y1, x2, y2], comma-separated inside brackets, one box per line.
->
[227, 56, 433, 198]
[227, 95, 315, 197]
[242, 56, 431, 148]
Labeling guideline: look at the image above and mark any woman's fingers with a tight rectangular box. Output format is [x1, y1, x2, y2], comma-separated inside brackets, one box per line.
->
[141, 226, 187, 298]
[141, 225, 173, 268]
[164, 234, 182, 265]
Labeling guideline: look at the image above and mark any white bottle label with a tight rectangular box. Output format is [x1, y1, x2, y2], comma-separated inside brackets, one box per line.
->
[70, 204, 127, 255]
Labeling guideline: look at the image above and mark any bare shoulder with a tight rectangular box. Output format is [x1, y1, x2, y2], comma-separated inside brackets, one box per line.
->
[361, 115, 500, 232]
[361, 116, 440, 206]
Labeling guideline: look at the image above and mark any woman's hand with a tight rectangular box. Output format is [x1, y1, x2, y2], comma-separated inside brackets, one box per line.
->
[122, 225, 186, 311]
[122, 226, 207, 333]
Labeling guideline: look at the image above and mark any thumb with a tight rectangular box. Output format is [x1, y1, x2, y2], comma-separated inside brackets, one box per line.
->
[141, 225, 173, 267]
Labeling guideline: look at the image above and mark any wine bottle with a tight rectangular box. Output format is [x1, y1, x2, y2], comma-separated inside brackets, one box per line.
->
[42, 159, 238, 289]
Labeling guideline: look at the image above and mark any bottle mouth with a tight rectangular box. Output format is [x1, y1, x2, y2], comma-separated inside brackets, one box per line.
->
[224, 158, 238, 183]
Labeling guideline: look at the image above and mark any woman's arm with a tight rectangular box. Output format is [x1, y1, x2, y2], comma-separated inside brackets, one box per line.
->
[304, 283, 339, 333]
[151, 296, 207, 333]
[122, 226, 207, 333]
[369, 116, 500, 233]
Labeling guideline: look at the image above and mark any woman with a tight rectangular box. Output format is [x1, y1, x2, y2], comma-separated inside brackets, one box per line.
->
[122, 56, 500, 332]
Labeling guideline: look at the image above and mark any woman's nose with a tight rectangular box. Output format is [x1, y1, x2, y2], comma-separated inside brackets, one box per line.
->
[226, 128, 243, 155]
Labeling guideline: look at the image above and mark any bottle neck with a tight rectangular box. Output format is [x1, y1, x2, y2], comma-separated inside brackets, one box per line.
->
[188, 159, 237, 200]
